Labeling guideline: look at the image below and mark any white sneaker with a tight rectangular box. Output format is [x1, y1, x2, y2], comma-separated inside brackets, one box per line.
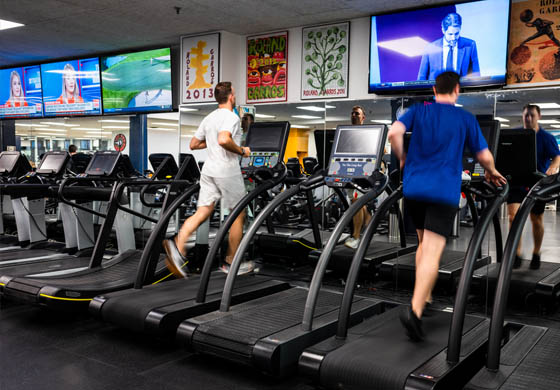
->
[344, 237, 360, 249]
[219, 261, 255, 275]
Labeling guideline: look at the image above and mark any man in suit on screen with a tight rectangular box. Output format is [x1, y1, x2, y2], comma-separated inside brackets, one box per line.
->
[417, 13, 480, 81]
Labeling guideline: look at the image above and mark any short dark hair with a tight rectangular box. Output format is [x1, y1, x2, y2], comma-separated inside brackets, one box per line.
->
[442, 13, 462, 31]
[435, 71, 460, 95]
[215, 82, 233, 104]
[523, 104, 541, 115]
[352, 105, 365, 115]
[68, 144, 77, 153]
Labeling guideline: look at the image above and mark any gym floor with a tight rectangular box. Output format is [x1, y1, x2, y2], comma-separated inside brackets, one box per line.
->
[2, 210, 560, 390]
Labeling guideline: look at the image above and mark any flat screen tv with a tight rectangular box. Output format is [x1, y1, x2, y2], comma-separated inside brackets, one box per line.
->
[0, 65, 43, 119]
[369, 0, 510, 93]
[101, 48, 172, 114]
[41, 58, 101, 116]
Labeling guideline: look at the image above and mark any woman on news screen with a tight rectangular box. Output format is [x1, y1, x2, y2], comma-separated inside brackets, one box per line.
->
[56, 63, 84, 104]
[5, 70, 28, 107]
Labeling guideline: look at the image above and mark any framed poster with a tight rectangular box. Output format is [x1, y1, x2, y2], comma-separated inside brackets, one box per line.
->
[247, 31, 288, 104]
[181, 33, 220, 103]
[301, 22, 349, 99]
[507, 0, 560, 87]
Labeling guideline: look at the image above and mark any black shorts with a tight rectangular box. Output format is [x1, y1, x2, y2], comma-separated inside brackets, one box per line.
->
[507, 186, 546, 215]
[405, 198, 457, 238]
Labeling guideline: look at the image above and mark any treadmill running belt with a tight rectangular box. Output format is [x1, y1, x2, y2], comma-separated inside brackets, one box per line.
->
[477, 261, 560, 283]
[500, 328, 560, 390]
[0, 249, 61, 263]
[319, 308, 482, 389]
[194, 288, 349, 355]
[333, 241, 400, 261]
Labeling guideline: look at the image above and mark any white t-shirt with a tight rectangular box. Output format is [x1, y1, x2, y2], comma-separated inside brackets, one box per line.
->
[194, 108, 242, 178]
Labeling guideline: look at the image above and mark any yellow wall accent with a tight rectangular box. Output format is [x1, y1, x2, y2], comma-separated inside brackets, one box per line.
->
[284, 128, 309, 164]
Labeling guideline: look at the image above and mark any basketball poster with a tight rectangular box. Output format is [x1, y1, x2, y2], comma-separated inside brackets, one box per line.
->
[507, 0, 560, 87]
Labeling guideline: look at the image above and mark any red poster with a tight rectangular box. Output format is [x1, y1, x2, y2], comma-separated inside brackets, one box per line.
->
[247, 32, 288, 104]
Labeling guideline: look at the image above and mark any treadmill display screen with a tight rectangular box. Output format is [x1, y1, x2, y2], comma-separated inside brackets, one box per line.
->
[37, 153, 67, 174]
[335, 128, 381, 155]
[247, 126, 285, 151]
[87, 153, 120, 176]
[0, 153, 19, 173]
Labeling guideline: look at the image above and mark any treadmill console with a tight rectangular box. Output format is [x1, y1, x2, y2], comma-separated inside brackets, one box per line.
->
[35, 151, 70, 177]
[496, 129, 538, 185]
[0, 151, 32, 178]
[85, 151, 122, 177]
[325, 125, 387, 188]
[240, 121, 290, 174]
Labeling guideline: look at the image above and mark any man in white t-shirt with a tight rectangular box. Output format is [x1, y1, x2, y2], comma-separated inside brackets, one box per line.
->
[163, 82, 253, 277]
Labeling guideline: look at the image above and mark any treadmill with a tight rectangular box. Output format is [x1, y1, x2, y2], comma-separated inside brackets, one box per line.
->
[175, 124, 390, 377]
[0, 152, 178, 278]
[0, 151, 33, 248]
[472, 129, 560, 301]
[89, 122, 295, 337]
[0, 151, 193, 310]
[380, 120, 501, 290]
[466, 173, 560, 390]
[298, 177, 510, 389]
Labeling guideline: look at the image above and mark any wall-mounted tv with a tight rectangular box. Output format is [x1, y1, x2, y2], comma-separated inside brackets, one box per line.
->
[101, 48, 172, 114]
[0, 65, 43, 119]
[369, 0, 510, 93]
[41, 58, 101, 116]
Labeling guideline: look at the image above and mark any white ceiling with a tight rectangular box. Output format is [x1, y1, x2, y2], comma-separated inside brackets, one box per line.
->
[0, 0, 456, 67]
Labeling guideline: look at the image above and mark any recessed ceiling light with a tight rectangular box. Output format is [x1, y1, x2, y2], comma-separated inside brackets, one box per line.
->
[455, 104, 463, 107]
[538, 119, 560, 124]
[550, 125, 560, 128]
[500, 124, 510, 128]
[255, 114, 275, 118]
[370, 119, 392, 124]
[530, 103, 560, 109]
[71, 127, 102, 131]
[180, 107, 199, 112]
[151, 122, 179, 127]
[291, 115, 321, 119]
[148, 127, 177, 132]
[40, 122, 75, 127]
[297, 106, 325, 112]
[15, 123, 48, 127]
[98, 119, 129, 123]
[494, 117, 509, 122]
[325, 105, 336, 109]
[101, 126, 129, 129]
[38, 128, 66, 132]
[0, 19, 24, 31]
[85, 131, 112, 135]
[290, 124, 310, 128]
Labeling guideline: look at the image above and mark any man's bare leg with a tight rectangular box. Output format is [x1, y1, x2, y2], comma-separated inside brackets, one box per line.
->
[363, 206, 372, 228]
[411, 229, 446, 318]
[530, 212, 544, 255]
[175, 205, 214, 257]
[352, 200, 364, 239]
[507, 203, 522, 256]
[225, 210, 246, 264]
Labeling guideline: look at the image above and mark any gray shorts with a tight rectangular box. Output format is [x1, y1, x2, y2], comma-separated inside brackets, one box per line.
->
[198, 174, 246, 211]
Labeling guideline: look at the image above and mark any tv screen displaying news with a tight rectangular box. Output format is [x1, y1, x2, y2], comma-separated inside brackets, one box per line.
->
[369, 0, 510, 93]
[101, 48, 172, 114]
[0, 66, 43, 119]
[41, 58, 101, 116]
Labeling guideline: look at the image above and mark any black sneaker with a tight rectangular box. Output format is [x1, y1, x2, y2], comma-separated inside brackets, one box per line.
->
[422, 301, 435, 317]
[399, 306, 425, 341]
[162, 239, 188, 278]
[530, 253, 541, 270]
[513, 255, 522, 269]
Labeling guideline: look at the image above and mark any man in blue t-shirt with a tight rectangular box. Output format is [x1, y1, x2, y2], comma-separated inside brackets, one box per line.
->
[507, 104, 560, 270]
[388, 72, 505, 341]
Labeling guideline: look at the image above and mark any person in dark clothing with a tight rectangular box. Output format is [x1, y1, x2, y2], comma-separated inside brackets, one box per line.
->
[507, 104, 560, 270]
[388, 71, 505, 341]
[521, 18, 560, 49]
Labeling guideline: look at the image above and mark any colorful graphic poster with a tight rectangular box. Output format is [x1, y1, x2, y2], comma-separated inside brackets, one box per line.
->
[41, 58, 101, 117]
[247, 32, 288, 103]
[507, 0, 560, 87]
[181, 33, 220, 104]
[301, 22, 349, 99]
[0, 65, 43, 119]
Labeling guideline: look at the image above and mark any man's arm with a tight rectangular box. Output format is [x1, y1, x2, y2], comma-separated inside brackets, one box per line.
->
[388, 121, 406, 168]
[547, 156, 560, 175]
[190, 136, 207, 150]
[476, 148, 507, 186]
[218, 131, 250, 157]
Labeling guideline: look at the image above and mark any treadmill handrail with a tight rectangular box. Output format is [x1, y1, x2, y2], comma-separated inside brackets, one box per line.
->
[58, 176, 120, 218]
[133, 183, 201, 287]
[302, 173, 388, 331]
[447, 182, 508, 364]
[219, 170, 323, 312]
[195, 165, 288, 302]
[486, 175, 560, 370]
[335, 185, 403, 338]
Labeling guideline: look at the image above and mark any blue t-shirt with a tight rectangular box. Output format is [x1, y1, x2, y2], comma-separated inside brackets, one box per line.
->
[536, 126, 560, 173]
[399, 103, 488, 206]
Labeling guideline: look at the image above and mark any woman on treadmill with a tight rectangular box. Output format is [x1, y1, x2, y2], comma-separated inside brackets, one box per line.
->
[388, 71, 505, 341]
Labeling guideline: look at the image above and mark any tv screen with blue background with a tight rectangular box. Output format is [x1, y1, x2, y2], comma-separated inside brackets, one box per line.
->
[101, 48, 172, 114]
[369, 0, 510, 93]
[41, 58, 101, 116]
[0, 66, 43, 119]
